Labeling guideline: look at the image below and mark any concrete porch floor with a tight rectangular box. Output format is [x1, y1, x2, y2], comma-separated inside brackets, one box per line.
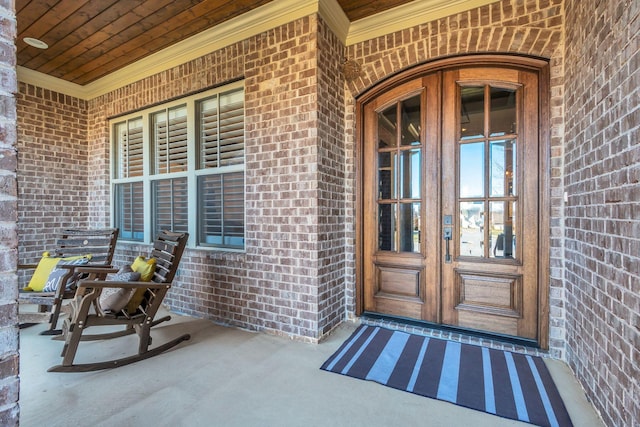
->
[19, 309, 604, 427]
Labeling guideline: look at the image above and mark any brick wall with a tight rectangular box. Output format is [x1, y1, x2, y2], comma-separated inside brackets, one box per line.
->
[0, 0, 18, 425]
[242, 15, 324, 339]
[87, 15, 347, 341]
[15, 84, 90, 269]
[317, 17, 346, 335]
[563, 0, 640, 426]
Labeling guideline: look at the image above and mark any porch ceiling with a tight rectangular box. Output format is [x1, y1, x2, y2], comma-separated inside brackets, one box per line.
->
[16, 0, 416, 86]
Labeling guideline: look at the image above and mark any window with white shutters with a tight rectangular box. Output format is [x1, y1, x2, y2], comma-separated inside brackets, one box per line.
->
[110, 81, 245, 249]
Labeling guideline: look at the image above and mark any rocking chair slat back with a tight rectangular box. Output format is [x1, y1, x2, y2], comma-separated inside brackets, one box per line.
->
[53, 229, 119, 264]
[19, 228, 119, 334]
[149, 231, 188, 284]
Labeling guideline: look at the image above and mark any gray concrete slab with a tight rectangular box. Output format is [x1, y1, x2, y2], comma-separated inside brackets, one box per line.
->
[19, 310, 603, 427]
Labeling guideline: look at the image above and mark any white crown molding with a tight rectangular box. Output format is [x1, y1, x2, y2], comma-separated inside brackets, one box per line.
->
[346, 0, 498, 45]
[318, 0, 350, 42]
[16, 0, 496, 100]
[17, 66, 89, 99]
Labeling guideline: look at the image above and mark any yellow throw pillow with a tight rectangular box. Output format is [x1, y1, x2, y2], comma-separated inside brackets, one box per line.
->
[130, 256, 156, 282]
[24, 252, 91, 292]
[127, 256, 157, 313]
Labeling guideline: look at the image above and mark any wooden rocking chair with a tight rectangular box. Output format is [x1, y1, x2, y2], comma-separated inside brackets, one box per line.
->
[48, 230, 190, 372]
[18, 228, 119, 335]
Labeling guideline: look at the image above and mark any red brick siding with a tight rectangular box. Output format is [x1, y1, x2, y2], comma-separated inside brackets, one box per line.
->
[243, 17, 322, 339]
[88, 16, 338, 340]
[15, 84, 90, 273]
[317, 16, 346, 335]
[564, 0, 640, 425]
[0, 0, 19, 424]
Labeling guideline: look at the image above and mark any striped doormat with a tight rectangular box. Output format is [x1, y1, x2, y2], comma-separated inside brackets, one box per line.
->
[321, 325, 573, 427]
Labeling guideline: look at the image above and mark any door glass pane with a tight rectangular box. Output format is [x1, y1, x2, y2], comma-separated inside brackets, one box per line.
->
[378, 105, 397, 148]
[399, 203, 421, 253]
[490, 87, 516, 136]
[460, 86, 484, 140]
[399, 149, 421, 199]
[460, 142, 485, 198]
[460, 201, 485, 257]
[490, 140, 516, 197]
[400, 95, 421, 146]
[490, 201, 516, 259]
[378, 204, 395, 251]
[378, 151, 395, 199]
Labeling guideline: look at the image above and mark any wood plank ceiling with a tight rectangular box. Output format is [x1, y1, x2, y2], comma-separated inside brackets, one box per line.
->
[16, 0, 415, 85]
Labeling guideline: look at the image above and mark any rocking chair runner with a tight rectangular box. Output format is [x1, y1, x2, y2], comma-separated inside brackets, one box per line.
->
[18, 228, 119, 335]
[49, 230, 190, 372]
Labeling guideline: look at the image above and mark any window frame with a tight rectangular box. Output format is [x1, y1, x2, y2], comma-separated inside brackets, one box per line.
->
[110, 80, 245, 251]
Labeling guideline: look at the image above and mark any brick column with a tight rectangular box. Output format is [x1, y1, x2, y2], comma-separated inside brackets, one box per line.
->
[0, 1, 18, 425]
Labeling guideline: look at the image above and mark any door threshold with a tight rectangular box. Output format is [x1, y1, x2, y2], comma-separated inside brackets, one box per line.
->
[361, 312, 543, 355]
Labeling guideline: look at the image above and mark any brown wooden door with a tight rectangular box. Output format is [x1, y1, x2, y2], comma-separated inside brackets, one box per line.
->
[362, 65, 541, 343]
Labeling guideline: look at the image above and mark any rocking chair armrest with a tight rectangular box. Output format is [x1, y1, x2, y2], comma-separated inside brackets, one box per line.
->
[74, 266, 118, 275]
[77, 279, 171, 290]
[17, 263, 39, 270]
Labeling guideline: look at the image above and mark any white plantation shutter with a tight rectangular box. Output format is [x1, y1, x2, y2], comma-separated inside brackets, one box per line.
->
[115, 118, 143, 178]
[152, 178, 188, 236]
[115, 182, 144, 241]
[199, 97, 219, 168]
[152, 106, 188, 174]
[198, 88, 244, 169]
[219, 90, 244, 166]
[198, 172, 244, 248]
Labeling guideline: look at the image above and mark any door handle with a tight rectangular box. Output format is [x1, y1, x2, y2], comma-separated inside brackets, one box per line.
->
[443, 227, 452, 263]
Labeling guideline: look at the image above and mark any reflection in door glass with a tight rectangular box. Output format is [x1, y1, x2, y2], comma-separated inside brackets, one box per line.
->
[490, 201, 516, 258]
[490, 140, 516, 197]
[460, 86, 484, 140]
[378, 204, 395, 251]
[459, 201, 484, 257]
[399, 203, 421, 253]
[460, 143, 484, 198]
[378, 151, 395, 199]
[490, 87, 516, 136]
[401, 95, 421, 146]
[378, 105, 397, 148]
[399, 149, 421, 199]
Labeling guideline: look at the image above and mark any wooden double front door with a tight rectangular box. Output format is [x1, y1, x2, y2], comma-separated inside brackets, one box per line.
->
[361, 61, 546, 345]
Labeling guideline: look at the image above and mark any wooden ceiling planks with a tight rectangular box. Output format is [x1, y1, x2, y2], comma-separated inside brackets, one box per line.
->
[16, 0, 416, 85]
[338, 0, 414, 21]
[66, 0, 274, 85]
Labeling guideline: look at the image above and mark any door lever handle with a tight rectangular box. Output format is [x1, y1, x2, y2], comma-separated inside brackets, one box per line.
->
[443, 227, 452, 263]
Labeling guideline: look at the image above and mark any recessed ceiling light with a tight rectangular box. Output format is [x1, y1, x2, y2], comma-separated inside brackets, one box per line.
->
[24, 37, 48, 49]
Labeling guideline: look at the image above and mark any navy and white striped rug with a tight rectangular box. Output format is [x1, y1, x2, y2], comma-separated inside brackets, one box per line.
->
[321, 325, 572, 427]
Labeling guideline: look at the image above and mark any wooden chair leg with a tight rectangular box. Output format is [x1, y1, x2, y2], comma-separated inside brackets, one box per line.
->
[60, 322, 83, 367]
[41, 301, 64, 335]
